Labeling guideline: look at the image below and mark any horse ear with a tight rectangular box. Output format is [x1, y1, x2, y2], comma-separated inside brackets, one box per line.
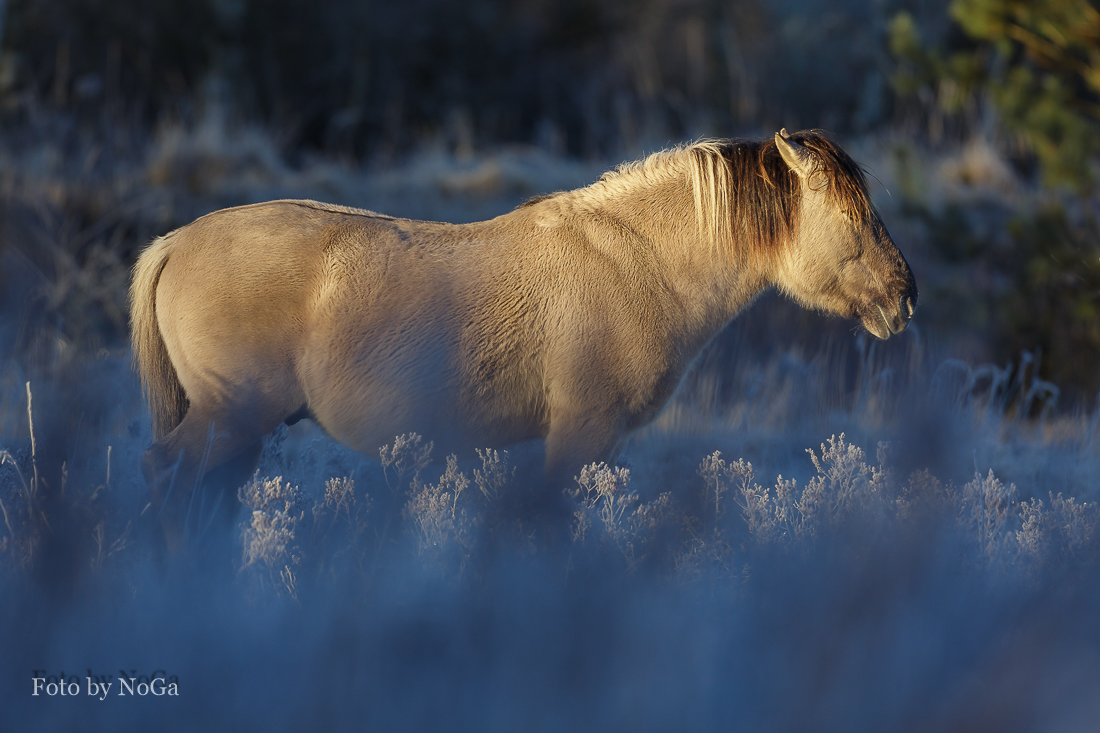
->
[774, 129, 816, 180]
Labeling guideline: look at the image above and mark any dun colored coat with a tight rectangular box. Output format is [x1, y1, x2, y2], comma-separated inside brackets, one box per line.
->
[131, 130, 917, 548]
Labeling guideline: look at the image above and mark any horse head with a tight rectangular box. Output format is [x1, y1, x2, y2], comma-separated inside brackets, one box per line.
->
[772, 129, 917, 340]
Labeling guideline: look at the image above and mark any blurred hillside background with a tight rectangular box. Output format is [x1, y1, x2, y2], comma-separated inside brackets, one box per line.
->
[0, 0, 1096, 402]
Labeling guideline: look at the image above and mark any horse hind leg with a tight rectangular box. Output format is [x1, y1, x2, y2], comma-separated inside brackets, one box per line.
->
[142, 399, 280, 554]
[198, 439, 263, 531]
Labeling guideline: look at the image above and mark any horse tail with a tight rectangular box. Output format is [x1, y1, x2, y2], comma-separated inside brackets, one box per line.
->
[130, 231, 188, 440]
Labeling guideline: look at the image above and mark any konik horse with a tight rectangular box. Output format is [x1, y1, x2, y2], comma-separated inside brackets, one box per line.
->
[131, 129, 917, 548]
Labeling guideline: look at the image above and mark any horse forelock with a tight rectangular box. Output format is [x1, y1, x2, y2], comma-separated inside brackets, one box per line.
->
[771, 130, 876, 220]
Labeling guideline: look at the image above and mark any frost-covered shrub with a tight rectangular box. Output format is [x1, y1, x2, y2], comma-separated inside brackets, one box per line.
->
[309, 476, 372, 576]
[473, 448, 514, 502]
[569, 462, 671, 571]
[238, 475, 312, 598]
[959, 469, 1017, 566]
[379, 433, 433, 496]
[405, 454, 478, 575]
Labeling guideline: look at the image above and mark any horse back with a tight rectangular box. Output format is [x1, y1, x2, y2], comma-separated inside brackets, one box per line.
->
[152, 201, 392, 413]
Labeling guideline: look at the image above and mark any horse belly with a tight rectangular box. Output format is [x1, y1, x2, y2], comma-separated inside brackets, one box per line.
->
[300, 305, 546, 458]
[303, 341, 545, 459]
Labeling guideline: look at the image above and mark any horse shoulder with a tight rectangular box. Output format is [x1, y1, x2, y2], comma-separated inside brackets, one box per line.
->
[517, 211, 675, 414]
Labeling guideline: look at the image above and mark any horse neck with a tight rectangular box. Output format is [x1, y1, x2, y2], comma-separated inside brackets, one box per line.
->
[582, 164, 775, 347]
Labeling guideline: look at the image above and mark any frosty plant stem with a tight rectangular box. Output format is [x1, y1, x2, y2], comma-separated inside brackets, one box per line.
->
[26, 382, 38, 495]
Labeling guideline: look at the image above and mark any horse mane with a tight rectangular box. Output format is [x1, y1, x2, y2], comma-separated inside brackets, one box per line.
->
[549, 130, 874, 262]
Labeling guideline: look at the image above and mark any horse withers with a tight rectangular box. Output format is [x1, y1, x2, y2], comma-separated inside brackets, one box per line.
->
[130, 129, 917, 550]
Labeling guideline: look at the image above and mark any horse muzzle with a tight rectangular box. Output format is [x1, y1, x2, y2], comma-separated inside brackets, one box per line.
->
[865, 293, 917, 340]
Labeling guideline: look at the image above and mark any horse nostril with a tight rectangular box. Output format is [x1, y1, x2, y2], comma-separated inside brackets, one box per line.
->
[903, 295, 914, 319]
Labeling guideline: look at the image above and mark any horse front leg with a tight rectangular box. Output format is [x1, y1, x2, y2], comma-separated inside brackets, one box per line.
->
[542, 408, 625, 516]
